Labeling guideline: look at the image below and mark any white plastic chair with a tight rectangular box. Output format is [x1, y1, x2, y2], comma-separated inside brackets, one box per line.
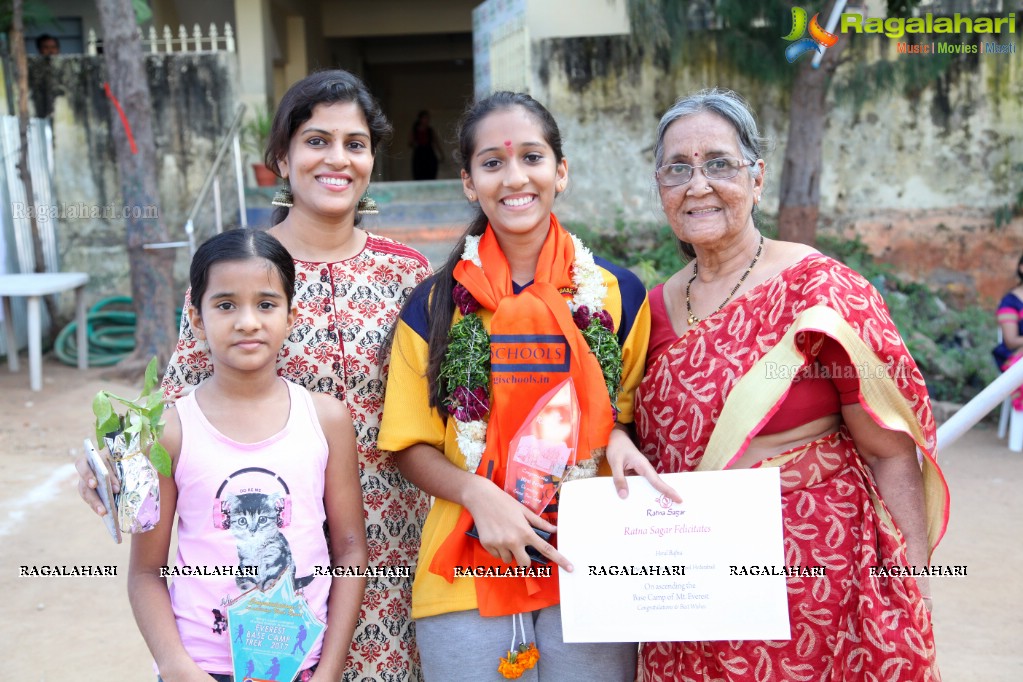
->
[996, 330, 1023, 452]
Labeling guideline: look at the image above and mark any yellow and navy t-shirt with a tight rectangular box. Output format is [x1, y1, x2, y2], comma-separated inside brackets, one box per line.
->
[379, 255, 650, 619]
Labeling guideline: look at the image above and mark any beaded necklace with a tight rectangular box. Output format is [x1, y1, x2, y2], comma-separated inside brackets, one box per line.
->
[685, 233, 764, 326]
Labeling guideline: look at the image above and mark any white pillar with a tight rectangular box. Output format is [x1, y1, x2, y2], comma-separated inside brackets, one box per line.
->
[283, 15, 308, 91]
[234, 0, 274, 109]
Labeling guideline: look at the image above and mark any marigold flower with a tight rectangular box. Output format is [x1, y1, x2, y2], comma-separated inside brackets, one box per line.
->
[517, 642, 540, 668]
[498, 650, 526, 679]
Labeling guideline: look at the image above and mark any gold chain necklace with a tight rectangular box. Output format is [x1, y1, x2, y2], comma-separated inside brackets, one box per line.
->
[685, 233, 764, 326]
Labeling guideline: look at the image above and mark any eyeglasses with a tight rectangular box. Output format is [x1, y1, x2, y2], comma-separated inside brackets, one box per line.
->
[655, 157, 753, 187]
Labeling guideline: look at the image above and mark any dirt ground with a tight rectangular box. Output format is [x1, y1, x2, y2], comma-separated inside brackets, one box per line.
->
[0, 359, 1021, 680]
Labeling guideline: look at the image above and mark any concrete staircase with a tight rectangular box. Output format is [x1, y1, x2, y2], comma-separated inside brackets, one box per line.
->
[245, 179, 470, 268]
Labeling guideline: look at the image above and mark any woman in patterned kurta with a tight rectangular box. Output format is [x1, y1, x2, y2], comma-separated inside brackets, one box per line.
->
[609, 90, 949, 681]
[76, 71, 431, 681]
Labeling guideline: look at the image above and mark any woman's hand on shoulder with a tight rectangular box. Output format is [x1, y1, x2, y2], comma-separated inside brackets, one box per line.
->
[606, 426, 681, 502]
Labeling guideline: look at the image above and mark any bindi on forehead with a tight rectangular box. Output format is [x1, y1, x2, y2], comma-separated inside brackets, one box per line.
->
[504, 140, 513, 151]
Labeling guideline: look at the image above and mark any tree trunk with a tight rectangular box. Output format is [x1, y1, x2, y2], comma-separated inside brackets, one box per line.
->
[95, 0, 177, 379]
[10, 0, 60, 333]
[777, 2, 848, 246]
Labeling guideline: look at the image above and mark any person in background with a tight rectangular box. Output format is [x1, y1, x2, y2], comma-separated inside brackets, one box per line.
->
[610, 88, 949, 681]
[409, 109, 443, 180]
[36, 34, 60, 55]
[992, 252, 1023, 407]
[77, 70, 432, 681]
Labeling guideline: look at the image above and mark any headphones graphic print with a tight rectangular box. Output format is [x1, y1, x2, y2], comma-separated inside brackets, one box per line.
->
[212, 467, 292, 530]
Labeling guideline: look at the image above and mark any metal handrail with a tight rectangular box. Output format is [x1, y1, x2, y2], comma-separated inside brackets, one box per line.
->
[144, 102, 249, 256]
[935, 352, 1023, 451]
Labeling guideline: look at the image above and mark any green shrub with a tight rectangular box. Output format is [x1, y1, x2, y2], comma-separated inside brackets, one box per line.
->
[574, 219, 998, 405]
[817, 234, 998, 404]
[566, 216, 680, 289]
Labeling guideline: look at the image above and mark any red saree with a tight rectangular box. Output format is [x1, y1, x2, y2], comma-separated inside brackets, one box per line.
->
[635, 255, 949, 682]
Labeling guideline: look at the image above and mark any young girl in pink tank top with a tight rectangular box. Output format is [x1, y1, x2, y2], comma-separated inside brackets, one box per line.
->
[128, 230, 367, 682]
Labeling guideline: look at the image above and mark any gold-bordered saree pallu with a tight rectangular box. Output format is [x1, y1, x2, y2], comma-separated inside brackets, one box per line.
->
[635, 255, 949, 682]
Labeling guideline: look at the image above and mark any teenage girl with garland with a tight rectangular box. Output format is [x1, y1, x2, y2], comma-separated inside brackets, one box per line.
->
[379, 92, 677, 681]
[129, 230, 367, 681]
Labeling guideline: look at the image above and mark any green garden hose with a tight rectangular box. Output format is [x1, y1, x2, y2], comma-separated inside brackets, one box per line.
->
[55, 297, 182, 367]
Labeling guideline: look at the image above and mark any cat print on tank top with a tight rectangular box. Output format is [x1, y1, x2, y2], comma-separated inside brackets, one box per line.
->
[224, 492, 314, 591]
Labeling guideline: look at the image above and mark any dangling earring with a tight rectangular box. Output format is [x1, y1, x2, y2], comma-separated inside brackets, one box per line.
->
[357, 194, 379, 215]
[271, 186, 293, 208]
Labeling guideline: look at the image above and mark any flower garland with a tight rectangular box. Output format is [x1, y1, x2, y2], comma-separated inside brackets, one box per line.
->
[439, 233, 624, 474]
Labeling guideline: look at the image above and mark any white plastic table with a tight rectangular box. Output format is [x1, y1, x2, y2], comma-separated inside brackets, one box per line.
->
[0, 272, 89, 391]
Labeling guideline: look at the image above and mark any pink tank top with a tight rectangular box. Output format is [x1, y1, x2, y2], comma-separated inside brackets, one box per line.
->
[167, 379, 330, 675]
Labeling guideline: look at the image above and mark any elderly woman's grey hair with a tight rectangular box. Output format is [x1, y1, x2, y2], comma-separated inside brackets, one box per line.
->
[655, 89, 768, 260]
[653, 89, 767, 178]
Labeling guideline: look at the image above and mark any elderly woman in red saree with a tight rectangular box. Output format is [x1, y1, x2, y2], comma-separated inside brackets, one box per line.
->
[609, 89, 949, 681]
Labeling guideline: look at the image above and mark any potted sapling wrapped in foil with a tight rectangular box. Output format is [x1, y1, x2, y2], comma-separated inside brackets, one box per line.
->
[90, 357, 171, 534]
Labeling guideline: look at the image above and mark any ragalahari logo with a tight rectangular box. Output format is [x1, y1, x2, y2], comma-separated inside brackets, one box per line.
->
[782, 7, 840, 62]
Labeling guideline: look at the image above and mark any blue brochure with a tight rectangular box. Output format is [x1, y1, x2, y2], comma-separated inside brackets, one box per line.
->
[226, 575, 325, 682]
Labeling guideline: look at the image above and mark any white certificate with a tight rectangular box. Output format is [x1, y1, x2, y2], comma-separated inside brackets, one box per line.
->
[557, 469, 790, 642]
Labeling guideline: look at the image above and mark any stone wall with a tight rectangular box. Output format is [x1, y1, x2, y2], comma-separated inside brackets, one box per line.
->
[21, 52, 240, 313]
[833, 210, 1023, 305]
[531, 33, 1023, 306]
[14, 34, 1023, 316]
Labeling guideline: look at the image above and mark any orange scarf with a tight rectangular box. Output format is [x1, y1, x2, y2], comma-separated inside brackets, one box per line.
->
[429, 215, 615, 616]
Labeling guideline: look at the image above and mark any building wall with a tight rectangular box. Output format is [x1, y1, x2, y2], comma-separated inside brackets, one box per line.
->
[22, 0, 101, 54]
[321, 0, 476, 37]
[531, 33, 1023, 303]
[526, 0, 629, 40]
[23, 53, 241, 311]
[25, 4, 1023, 310]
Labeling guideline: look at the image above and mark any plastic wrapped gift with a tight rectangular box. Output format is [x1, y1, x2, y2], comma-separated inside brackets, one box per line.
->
[504, 378, 580, 515]
[105, 431, 160, 534]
